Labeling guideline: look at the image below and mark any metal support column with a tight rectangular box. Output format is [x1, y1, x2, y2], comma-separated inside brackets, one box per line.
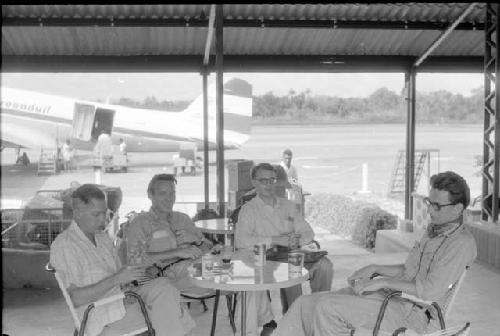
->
[405, 67, 417, 220]
[483, 3, 500, 223]
[203, 68, 210, 210]
[215, 4, 225, 217]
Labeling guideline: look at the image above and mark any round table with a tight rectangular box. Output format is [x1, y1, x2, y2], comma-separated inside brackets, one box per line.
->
[194, 218, 234, 245]
[194, 218, 233, 234]
[189, 250, 309, 336]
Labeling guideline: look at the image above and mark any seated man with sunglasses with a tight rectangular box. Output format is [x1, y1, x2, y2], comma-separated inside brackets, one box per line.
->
[235, 163, 333, 336]
[273, 171, 477, 336]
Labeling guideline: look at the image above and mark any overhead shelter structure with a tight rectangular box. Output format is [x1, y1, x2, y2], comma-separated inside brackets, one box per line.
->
[2, 3, 498, 223]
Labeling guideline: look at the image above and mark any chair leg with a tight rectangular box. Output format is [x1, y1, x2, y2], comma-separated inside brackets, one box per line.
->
[210, 290, 221, 336]
[226, 294, 237, 333]
[232, 293, 238, 318]
[202, 299, 208, 312]
[186, 302, 191, 309]
[266, 289, 272, 302]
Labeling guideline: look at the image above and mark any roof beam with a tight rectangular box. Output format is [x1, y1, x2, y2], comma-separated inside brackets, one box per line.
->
[1, 17, 484, 31]
[1, 55, 483, 73]
[203, 5, 216, 66]
[414, 3, 478, 67]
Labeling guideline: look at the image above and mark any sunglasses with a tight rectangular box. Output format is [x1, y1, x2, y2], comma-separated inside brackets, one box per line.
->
[255, 177, 278, 185]
[423, 197, 455, 211]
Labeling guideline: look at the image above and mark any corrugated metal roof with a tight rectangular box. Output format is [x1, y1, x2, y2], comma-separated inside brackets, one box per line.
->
[3, 4, 485, 23]
[2, 25, 483, 57]
[1, 3, 486, 70]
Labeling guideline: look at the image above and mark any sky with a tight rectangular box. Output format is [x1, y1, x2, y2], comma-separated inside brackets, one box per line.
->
[1, 72, 483, 102]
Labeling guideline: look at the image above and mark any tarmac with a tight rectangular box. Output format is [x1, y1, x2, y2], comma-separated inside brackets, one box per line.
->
[3, 227, 500, 336]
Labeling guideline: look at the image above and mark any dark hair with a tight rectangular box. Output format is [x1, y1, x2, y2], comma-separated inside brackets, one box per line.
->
[147, 174, 177, 195]
[72, 184, 105, 208]
[430, 171, 470, 208]
[250, 163, 276, 180]
[283, 149, 293, 156]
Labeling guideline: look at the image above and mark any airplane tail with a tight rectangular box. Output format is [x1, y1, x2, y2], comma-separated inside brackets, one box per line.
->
[182, 77, 253, 147]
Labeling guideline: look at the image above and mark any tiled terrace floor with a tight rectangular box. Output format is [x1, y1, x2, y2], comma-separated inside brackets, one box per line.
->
[3, 229, 499, 336]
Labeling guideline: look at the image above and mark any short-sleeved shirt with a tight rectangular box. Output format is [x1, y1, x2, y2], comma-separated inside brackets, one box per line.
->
[50, 221, 125, 336]
[235, 195, 314, 249]
[401, 223, 477, 307]
[124, 206, 204, 266]
[280, 161, 298, 182]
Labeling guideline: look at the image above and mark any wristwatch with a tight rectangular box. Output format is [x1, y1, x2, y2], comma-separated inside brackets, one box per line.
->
[193, 240, 204, 247]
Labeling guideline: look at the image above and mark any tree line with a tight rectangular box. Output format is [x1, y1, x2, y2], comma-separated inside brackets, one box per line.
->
[253, 86, 484, 123]
[112, 86, 484, 123]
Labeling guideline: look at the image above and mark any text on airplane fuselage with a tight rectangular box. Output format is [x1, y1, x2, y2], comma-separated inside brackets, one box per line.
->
[1, 100, 52, 114]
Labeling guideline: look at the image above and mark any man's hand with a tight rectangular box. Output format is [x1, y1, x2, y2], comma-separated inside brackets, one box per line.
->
[288, 233, 301, 249]
[271, 235, 290, 247]
[347, 264, 377, 287]
[175, 229, 200, 245]
[175, 246, 203, 259]
[116, 265, 149, 285]
[352, 278, 385, 296]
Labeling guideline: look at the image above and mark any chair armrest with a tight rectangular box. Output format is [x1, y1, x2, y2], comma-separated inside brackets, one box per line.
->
[373, 290, 446, 336]
[93, 293, 125, 307]
[373, 291, 402, 336]
[79, 291, 155, 336]
[400, 292, 433, 307]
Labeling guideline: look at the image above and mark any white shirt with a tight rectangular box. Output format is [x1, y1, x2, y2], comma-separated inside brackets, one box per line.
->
[50, 221, 125, 336]
[235, 195, 314, 249]
[280, 161, 298, 183]
[119, 142, 127, 154]
[62, 143, 74, 161]
[95, 133, 113, 157]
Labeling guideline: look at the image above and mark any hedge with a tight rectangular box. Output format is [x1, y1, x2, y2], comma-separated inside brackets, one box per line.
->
[305, 193, 398, 249]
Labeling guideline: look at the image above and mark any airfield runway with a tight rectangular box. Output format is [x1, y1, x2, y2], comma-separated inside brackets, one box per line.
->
[2, 123, 483, 217]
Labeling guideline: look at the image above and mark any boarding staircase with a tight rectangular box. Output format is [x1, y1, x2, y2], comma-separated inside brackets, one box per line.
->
[387, 149, 440, 196]
[37, 150, 58, 175]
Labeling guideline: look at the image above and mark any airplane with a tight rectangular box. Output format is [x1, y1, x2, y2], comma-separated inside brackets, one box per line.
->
[0, 77, 253, 154]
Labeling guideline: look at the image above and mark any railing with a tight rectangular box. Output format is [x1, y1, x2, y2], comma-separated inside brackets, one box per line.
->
[1, 208, 72, 249]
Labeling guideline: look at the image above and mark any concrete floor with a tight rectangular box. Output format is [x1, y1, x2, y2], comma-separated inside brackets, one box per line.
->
[3, 229, 500, 336]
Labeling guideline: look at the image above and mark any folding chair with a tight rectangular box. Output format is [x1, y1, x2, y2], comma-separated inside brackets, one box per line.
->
[373, 267, 469, 336]
[45, 263, 155, 336]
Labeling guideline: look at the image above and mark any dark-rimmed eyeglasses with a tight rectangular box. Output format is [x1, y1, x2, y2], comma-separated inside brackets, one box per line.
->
[255, 177, 278, 185]
[423, 197, 455, 211]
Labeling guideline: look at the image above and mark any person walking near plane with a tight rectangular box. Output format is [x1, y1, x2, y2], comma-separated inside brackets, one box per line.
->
[119, 138, 128, 156]
[280, 149, 298, 183]
[62, 139, 74, 172]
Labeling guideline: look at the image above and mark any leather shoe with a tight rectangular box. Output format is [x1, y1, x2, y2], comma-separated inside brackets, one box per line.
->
[260, 319, 277, 336]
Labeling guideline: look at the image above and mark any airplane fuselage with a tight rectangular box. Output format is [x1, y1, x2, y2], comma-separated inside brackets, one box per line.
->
[1, 83, 252, 153]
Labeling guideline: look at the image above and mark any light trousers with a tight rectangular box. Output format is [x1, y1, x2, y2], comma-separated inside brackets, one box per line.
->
[274, 287, 428, 336]
[100, 277, 195, 336]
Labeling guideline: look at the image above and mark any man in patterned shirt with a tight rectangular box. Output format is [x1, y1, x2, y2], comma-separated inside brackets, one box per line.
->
[273, 171, 477, 336]
[50, 184, 194, 336]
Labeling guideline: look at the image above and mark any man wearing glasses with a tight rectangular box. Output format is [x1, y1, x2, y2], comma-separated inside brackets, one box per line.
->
[273, 171, 477, 336]
[235, 163, 333, 336]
